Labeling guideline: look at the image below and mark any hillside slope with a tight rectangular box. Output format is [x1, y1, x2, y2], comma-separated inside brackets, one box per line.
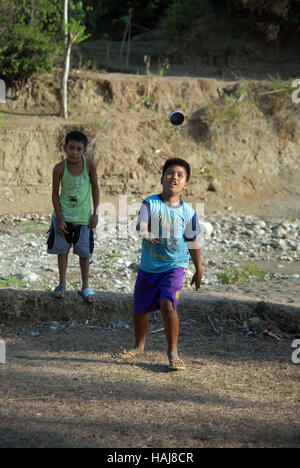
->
[0, 69, 299, 217]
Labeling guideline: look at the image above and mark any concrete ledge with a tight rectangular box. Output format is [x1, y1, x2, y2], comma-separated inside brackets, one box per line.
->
[0, 289, 299, 332]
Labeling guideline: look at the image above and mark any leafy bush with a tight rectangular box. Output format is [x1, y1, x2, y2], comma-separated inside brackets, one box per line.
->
[163, 0, 213, 35]
[0, 23, 60, 87]
[0, 0, 62, 87]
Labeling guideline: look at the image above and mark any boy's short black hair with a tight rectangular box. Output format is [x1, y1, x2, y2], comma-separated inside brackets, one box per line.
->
[65, 131, 88, 148]
[162, 158, 191, 181]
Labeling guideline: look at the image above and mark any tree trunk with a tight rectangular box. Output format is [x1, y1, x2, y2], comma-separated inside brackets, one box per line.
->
[63, 0, 68, 46]
[60, 40, 71, 119]
[60, 0, 69, 119]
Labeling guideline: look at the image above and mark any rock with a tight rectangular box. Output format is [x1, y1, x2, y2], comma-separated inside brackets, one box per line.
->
[203, 222, 214, 238]
[249, 317, 261, 326]
[274, 239, 288, 250]
[253, 220, 266, 228]
[231, 243, 244, 250]
[50, 321, 60, 327]
[128, 262, 139, 272]
[272, 226, 287, 238]
[15, 272, 39, 282]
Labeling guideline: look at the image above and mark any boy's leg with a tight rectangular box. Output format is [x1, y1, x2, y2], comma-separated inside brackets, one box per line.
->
[134, 312, 148, 353]
[47, 217, 71, 297]
[72, 225, 96, 302]
[120, 313, 148, 357]
[79, 257, 96, 303]
[158, 268, 186, 369]
[53, 254, 68, 298]
[160, 298, 181, 363]
[119, 269, 159, 358]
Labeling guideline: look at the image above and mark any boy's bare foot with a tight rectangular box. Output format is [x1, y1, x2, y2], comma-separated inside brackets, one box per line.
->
[168, 359, 185, 371]
[78, 288, 97, 303]
[117, 347, 144, 359]
[168, 351, 185, 371]
[53, 284, 66, 299]
[86, 293, 97, 303]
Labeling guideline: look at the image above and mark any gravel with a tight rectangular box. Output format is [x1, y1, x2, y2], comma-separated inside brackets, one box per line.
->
[0, 211, 299, 294]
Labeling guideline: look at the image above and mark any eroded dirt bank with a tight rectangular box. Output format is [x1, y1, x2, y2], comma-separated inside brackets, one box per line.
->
[0, 286, 299, 332]
[0, 70, 299, 218]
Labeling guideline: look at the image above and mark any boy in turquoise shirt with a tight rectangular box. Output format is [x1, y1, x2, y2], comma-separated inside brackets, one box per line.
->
[47, 131, 100, 302]
[123, 158, 202, 371]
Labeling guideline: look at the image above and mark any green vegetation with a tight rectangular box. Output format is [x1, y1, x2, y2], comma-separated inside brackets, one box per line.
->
[204, 95, 243, 124]
[0, 0, 62, 86]
[24, 223, 49, 235]
[0, 275, 28, 288]
[102, 250, 121, 268]
[163, 0, 213, 35]
[263, 74, 294, 99]
[1, 0, 300, 87]
[216, 264, 265, 285]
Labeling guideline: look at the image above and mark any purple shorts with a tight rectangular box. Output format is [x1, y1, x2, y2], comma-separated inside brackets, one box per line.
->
[133, 267, 187, 315]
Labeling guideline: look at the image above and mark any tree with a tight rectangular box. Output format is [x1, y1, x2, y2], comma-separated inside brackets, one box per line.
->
[0, 0, 62, 88]
[60, 0, 90, 118]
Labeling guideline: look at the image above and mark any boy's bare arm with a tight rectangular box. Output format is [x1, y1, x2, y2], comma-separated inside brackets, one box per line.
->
[137, 221, 161, 244]
[52, 164, 68, 235]
[187, 238, 202, 290]
[88, 159, 100, 228]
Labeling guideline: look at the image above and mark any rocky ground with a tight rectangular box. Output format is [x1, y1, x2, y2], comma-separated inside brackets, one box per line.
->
[0, 209, 299, 298]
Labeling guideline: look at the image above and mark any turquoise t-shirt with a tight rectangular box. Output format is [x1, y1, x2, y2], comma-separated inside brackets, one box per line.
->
[137, 194, 200, 273]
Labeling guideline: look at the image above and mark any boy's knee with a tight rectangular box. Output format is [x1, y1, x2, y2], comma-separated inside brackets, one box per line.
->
[160, 299, 175, 314]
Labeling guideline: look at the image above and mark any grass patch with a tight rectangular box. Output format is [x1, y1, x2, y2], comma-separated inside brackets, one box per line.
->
[203, 95, 243, 124]
[0, 275, 28, 288]
[216, 264, 265, 285]
[264, 74, 293, 97]
[24, 223, 48, 235]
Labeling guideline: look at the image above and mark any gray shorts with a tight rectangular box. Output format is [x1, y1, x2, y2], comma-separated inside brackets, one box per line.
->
[47, 217, 94, 258]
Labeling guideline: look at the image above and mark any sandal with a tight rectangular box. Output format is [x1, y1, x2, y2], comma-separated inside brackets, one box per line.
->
[78, 287, 97, 303]
[116, 349, 143, 359]
[168, 359, 186, 371]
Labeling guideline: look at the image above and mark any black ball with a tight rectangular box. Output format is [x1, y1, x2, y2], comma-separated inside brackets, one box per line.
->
[169, 110, 184, 126]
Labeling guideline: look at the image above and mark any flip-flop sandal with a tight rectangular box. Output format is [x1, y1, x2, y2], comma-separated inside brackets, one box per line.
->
[116, 349, 142, 359]
[78, 287, 96, 302]
[168, 359, 186, 371]
[53, 284, 66, 298]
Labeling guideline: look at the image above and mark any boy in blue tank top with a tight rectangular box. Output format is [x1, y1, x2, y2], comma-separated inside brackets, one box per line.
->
[47, 131, 100, 302]
[122, 158, 202, 371]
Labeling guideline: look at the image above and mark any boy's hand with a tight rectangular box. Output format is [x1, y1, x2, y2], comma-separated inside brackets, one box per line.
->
[57, 219, 68, 236]
[191, 269, 202, 291]
[89, 214, 98, 229]
[144, 232, 161, 244]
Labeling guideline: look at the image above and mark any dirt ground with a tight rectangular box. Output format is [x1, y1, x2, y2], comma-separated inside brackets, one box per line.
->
[0, 318, 299, 449]
[0, 286, 299, 449]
